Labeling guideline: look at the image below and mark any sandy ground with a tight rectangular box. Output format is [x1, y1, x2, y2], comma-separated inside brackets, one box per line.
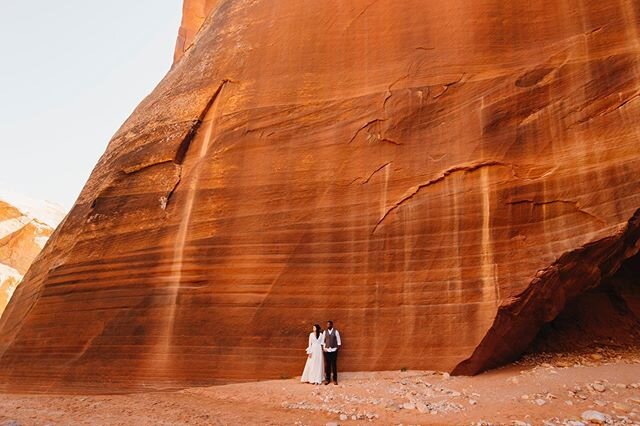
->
[1, 348, 639, 425]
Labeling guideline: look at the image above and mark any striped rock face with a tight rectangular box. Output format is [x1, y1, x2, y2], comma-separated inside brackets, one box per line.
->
[0, 0, 639, 393]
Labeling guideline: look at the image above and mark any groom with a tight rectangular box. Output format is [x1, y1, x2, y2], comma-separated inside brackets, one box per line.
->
[323, 320, 341, 385]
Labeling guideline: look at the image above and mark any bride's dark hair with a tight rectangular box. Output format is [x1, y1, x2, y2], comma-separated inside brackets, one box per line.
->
[313, 324, 322, 338]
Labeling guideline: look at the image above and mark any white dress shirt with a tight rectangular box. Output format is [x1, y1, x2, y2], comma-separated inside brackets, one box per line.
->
[323, 328, 341, 352]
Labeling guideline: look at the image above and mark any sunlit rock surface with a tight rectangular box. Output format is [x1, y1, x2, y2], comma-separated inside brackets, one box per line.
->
[173, 0, 219, 64]
[0, 0, 639, 393]
[0, 191, 65, 316]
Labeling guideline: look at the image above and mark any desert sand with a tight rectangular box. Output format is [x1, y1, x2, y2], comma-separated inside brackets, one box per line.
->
[0, 347, 639, 425]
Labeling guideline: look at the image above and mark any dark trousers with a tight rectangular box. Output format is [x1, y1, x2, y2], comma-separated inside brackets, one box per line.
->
[325, 350, 338, 382]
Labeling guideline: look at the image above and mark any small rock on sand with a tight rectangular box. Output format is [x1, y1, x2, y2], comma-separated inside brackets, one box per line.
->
[613, 402, 632, 412]
[402, 402, 416, 410]
[416, 402, 429, 413]
[580, 410, 609, 424]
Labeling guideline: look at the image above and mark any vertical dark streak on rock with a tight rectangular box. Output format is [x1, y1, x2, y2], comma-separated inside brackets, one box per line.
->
[174, 79, 231, 165]
[165, 79, 231, 208]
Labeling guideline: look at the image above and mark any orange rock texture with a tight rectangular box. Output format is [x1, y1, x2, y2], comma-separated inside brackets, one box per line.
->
[0, 0, 639, 393]
[173, 0, 220, 64]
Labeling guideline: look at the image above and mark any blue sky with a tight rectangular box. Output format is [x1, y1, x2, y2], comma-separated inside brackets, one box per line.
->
[0, 1, 182, 208]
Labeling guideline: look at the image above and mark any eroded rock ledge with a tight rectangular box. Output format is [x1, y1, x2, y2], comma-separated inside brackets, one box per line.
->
[453, 209, 640, 375]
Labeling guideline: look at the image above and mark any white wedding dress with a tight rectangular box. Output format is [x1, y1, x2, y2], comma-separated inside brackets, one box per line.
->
[301, 332, 325, 384]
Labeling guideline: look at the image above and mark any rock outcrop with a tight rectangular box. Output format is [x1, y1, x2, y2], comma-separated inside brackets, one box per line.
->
[173, 0, 219, 64]
[0, 191, 65, 316]
[0, 0, 639, 393]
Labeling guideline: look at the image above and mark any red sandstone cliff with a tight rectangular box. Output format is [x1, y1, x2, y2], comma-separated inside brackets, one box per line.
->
[0, 0, 639, 393]
[173, 0, 220, 64]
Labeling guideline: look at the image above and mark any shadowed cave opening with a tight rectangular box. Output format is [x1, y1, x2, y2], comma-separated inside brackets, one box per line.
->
[523, 252, 640, 356]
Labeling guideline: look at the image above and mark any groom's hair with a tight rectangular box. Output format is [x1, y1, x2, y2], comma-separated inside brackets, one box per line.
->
[327, 320, 333, 326]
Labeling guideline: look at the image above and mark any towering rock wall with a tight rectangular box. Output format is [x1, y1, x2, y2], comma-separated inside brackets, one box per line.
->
[0, 0, 639, 393]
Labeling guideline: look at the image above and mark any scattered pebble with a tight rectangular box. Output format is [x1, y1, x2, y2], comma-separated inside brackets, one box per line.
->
[580, 410, 609, 424]
[613, 402, 632, 412]
[416, 402, 429, 413]
[402, 402, 416, 410]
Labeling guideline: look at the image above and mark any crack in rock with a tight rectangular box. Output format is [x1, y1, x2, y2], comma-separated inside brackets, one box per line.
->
[163, 79, 231, 209]
[361, 162, 392, 185]
[372, 161, 511, 234]
[349, 75, 409, 146]
[348, 119, 386, 144]
[566, 89, 640, 129]
[109, 79, 233, 212]
[506, 199, 608, 226]
[175, 79, 232, 165]
[372, 161, 562, 234]
[344, 0, 382, 32]
[122, 159, 176, 175]
[432, 73, 466, 99]
[382, 74, 410, 115]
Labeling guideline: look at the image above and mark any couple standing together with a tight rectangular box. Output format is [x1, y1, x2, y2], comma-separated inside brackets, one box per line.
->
[301, 320, 342, 385]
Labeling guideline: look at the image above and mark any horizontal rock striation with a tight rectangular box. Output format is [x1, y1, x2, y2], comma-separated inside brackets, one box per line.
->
[0, 0, 639, 393]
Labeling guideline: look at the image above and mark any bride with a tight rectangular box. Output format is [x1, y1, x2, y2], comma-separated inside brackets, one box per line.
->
[301, 324, 324, 384]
